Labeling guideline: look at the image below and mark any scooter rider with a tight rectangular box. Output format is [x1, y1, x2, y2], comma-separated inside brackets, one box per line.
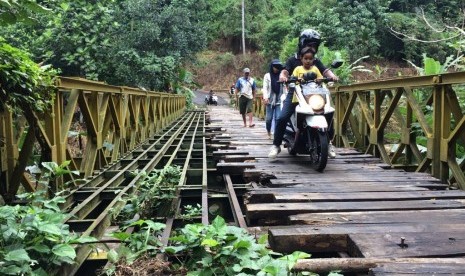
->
[268, 28, 339, 159]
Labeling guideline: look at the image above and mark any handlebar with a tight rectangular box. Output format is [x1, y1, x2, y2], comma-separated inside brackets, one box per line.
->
[278, 76, 336, 85]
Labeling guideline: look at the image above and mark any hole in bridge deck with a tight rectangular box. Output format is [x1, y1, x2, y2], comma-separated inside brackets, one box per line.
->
[75, 259, 107, 276]
[83, 199, 113, 220]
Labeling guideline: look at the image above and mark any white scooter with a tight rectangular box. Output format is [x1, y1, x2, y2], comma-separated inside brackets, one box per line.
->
[205, 94, 218, 105]
[283, 70, 338, 172]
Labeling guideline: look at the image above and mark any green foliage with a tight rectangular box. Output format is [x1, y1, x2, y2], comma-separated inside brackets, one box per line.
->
[261, 18, 292, 60]
[0, 0, 50, 25]
[0, 162, 95, 275]
[406, 53, 464, 75]
[279, 37, 298, 63]
[0, 37, 57, 113]
[315, 45, 372, 85]
[383, 12, 454, 63]
[105, 219, 165, 274]
[115, 166, 182, 224]
[46, 0, 116, 80]
[180, 204, 202, 221]
[101, 0, 209, 91]
[165, 216, 311, 275]
[171, 68, 198, 109]
[291, 0, 385, 59]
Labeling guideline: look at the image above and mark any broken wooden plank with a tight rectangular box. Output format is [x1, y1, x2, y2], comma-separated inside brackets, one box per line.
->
[269, 224, 465, 254]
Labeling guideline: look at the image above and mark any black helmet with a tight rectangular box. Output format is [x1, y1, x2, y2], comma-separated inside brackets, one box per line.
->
[298, 29, 321, 52]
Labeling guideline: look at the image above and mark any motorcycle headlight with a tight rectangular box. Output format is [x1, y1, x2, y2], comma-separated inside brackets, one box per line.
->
[306, 94, 325, 113]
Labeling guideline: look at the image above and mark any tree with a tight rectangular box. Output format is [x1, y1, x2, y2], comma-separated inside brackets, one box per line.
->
[0, 0, 50, 25]
[101, 0, 210, 91]
[260, 18, 291, 60]
[387, 6, 464, 64]
[288, 0, 386, 60]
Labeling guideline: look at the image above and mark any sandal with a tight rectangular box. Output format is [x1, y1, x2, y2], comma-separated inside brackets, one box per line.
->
[249, 124, 255, 128]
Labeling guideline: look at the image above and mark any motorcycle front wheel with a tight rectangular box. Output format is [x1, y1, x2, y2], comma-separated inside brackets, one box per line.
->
[308, 128, 328, 172]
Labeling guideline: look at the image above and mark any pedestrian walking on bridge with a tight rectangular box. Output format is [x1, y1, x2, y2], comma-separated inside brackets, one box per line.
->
[235, 67, 257, 128]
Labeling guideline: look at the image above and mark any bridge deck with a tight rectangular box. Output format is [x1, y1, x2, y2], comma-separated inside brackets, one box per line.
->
[209, 105, 465, 275]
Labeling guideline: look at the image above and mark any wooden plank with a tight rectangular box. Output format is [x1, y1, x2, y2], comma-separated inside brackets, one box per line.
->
[247, 200, 465, 221]
[247, 190, 458, 203]
[247, 186, 430, 196]
[224, 174, 247, 228]
[369, 263, 465, 275]
[245, 170, 439, 181]
[293, 258, 465, 274]
[216, 162, 255, 174]
[351, 231, 465, 258]
[260, 181, 446, 190]
[272, 191, 465, 203]
[212, 150, 250, 156]
[289, 209, 465, 225]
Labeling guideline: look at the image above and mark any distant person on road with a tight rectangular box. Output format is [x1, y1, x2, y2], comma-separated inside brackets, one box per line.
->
[263, 59, 284, 139]
[235, 68, 257, 127]
[230, 85, 235, 95]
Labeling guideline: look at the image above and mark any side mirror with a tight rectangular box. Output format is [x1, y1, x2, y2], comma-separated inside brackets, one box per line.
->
[303, 72, 317, 81]
[331, 60, 344, 68]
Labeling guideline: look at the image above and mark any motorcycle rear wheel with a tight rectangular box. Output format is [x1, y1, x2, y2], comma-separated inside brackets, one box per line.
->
[308, 128, 328, 172]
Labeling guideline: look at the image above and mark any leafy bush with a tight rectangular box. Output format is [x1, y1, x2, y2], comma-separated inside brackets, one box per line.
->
[0, 161, 95, 275]
[0, 37, 57, 113]
[106, 219, 166, 272]
[405, 53, 464, 75]
[0, 0, 50, 25]
[114, 166, 181, 223]
[165, 216, 311, 276]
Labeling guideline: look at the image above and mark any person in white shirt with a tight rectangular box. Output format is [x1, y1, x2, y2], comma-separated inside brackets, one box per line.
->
[235, 68, 257, 127]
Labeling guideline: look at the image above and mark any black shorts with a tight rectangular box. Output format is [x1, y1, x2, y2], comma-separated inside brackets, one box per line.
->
[239, 96, 253, 114]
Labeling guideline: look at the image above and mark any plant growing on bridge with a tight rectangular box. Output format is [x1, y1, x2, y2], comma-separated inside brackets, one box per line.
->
[105, 216, 321, 275]
[165, 216, 311, 275]
[104, 219, 166, 275]
[114, 165, 181, 223]
[180, 203, 202, 221]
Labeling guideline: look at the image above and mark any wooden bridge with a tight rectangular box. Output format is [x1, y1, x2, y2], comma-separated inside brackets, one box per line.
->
[3, 72, 465, 274]
[211, 105, 465, 274]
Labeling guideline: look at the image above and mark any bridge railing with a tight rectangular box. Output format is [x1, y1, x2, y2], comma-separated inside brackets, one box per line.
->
[333, 71, 465, 189]
[0, 77, 185, 201]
